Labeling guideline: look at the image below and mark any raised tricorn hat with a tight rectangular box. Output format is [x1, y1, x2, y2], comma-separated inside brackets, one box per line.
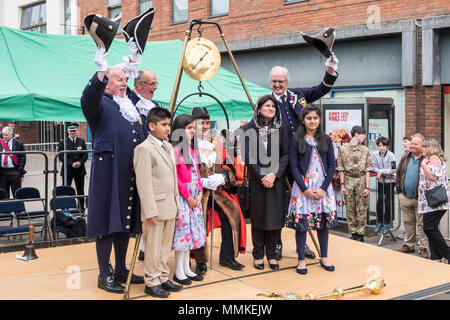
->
[301, 28, 335, 58]
[84, 13, 122, 52]
[122, 8, 155, 54]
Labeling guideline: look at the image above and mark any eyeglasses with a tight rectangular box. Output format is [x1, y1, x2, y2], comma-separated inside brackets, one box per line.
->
[140, 80, 159, 87]
[271, 80, 287, 84]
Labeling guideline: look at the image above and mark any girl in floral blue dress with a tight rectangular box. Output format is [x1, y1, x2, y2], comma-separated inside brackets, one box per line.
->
[170, 114, 205, 285]
[286, 105, 337, 275]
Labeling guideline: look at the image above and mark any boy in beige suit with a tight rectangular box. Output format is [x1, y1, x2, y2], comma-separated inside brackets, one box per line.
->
[134, 107, 181, 298]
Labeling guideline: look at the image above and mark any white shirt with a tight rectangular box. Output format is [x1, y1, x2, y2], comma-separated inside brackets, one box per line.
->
[149, 134, 163, 147]
[135, 91, 157, 116]
[2, 139, 14, 168]
[273, 91, 287, 104]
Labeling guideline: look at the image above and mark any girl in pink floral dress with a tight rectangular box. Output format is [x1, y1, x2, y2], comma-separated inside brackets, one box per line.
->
[286, 105, 337, 274]
[170, 114, 206, 285]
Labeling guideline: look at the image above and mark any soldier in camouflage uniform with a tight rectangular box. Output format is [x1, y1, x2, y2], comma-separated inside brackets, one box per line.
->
[337, 126, 373, 242]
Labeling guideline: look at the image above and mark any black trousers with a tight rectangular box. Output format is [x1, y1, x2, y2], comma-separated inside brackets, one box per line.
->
[423, 210, 450, 261]
[62, 174, 85, 209]
[377, 182, 394, 225]
[218, 207, 235, 261]
[251, 226, 279, 260]
[0, 168, 22, 198]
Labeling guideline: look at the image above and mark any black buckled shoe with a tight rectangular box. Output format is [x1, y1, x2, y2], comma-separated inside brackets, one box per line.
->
[161, 280, 183, 292]
[98, 276, 125, 294]
[275, 244, 283, 261]
[195, 263, 207, 275]
[173, 274, 192, 285]
[113, 270, 144, 284]
[138, 250, 145, 262]
[219, 258, 245, 270]
[144, 285, 170, 298]
[305, 244, 316, 259]
[187, 274, 203, 281]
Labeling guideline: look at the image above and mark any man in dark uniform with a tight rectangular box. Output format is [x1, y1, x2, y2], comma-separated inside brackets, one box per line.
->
[81, 44, 146, 293]
[57, 123, 88, 210]
[0, 126, 26, 198]
[270, 53, 339, 260]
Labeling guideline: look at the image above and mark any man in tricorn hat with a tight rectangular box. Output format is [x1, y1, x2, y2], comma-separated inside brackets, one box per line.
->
[269, 49, 339, 261]
[337, 125, 373, 242]
[191, 107, 247, 273]
[81, 24, 146, 292]
[57, 123, 88, 210]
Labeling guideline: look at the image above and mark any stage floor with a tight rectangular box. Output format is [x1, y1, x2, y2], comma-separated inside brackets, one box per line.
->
[1, 225, 449, 300]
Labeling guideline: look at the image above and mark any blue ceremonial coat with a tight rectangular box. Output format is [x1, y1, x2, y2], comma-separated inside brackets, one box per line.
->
[274, 71, 338, 138]
[81, 74, 146, 237]
[127, 89, 164, 137]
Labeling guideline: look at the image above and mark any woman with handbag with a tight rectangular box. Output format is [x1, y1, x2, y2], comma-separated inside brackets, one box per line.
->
[418, 138, 450, 263]
[241, 95, 289, 270]
[286, 104, 338, 274]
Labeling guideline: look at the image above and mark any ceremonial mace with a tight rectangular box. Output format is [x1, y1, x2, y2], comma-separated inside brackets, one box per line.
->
[257, 277, 386, 300]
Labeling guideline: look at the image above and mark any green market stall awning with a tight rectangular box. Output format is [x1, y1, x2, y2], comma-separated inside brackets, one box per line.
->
[0, 26, 271, 122]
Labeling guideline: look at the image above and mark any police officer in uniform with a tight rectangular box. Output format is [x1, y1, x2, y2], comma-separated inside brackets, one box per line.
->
[57, 123, 87, 210]
[269, 54, 339, 260]
[337, 126, 373, 242]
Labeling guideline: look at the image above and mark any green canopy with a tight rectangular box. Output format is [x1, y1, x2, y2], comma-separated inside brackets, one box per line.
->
[0, 26, 270, 122]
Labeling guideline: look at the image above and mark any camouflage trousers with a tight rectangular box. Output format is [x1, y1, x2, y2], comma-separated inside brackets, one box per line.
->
[344, 176, 369, 235]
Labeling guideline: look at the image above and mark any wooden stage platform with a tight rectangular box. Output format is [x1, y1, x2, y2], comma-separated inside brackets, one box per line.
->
[1, 225, 449, 300]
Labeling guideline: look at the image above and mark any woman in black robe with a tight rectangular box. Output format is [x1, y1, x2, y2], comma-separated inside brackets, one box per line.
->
[240, 95, 289, 270]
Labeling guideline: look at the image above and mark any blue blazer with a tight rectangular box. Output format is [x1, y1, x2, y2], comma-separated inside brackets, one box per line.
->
[289, 134, 335, 192]
[81, 74, 146, 237]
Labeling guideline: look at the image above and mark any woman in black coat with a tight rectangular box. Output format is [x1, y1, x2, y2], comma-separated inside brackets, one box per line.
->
[241, 95, 289, 270]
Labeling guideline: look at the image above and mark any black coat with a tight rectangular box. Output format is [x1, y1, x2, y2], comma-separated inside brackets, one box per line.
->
[0, 138, 26, 176]
[81, 74, 146, 237]
[57, 137, 88, 177]
[241, 121, 290, 230]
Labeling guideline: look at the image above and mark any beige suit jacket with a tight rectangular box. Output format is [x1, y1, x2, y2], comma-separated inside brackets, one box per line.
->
[133, 136, 180, 221]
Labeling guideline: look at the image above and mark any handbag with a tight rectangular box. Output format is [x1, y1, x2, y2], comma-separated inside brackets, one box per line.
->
[425, 184, 448, 208]
[237, 165, 250, 218]
[424, 157, 449, 208]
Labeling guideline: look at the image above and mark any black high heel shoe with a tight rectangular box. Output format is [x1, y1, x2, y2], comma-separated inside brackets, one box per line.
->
[253, 260, 264, 270]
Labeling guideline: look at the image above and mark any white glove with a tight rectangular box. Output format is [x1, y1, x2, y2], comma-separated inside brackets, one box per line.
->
[201, 177, 217, 191]
[208, 173, 226, 189]
[128, 37, 142, 64]
[325, 52, 338, 72]
[120, 56, 139, 79]
[94, 47, 108, 72]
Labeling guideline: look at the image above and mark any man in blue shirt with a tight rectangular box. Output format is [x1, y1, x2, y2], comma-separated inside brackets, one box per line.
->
[395, 133, 429, 258]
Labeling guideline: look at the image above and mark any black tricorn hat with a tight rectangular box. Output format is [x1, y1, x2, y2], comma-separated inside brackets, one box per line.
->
[190, 107, 210, 120]
[301, 28, 336, 58]
[122, 8, 155, 55]
[84, 13, 122, 52]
